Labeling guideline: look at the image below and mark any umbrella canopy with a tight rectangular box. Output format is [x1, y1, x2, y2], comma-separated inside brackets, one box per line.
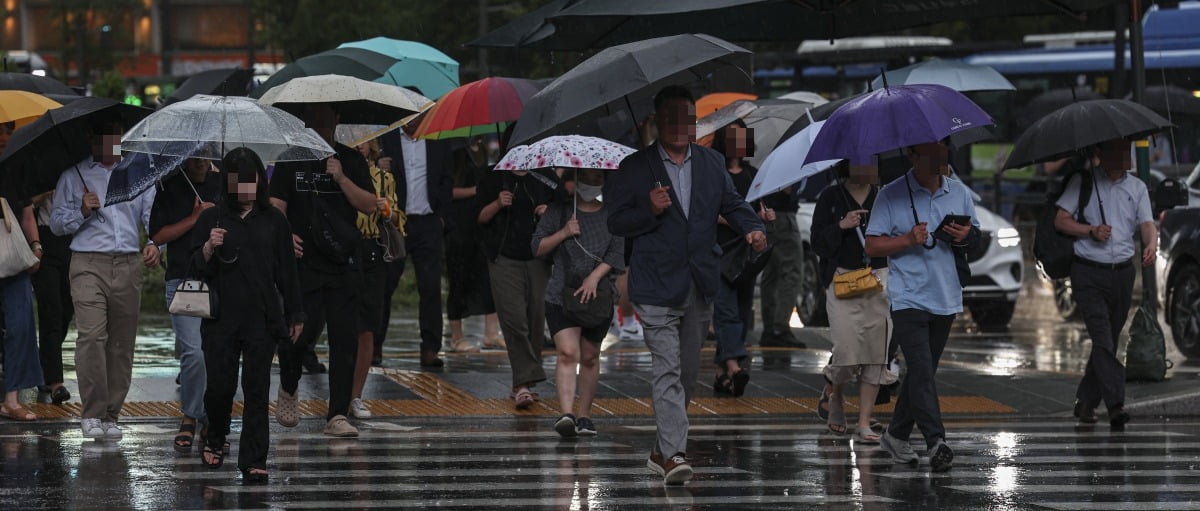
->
[776, 95, 857, 146]
[338, 38, 460, 99]
[696, 99, 758, 139]
[1017, 87, 1104, 128]
[1003, 99, 1173, 169]
[1128, 85, 1200, 117]
[0, 91, 61, 128]
[415, 77, 544, 140]
[804, 84, 993, 165]
[870, 59, 1015, 92]
[0, 97, 150, 200]
[778, 91, 828, 105]
[743, 99, 816, 168]
[511, 0, 1119, 51]
[163, 68, 254, 106]
[257, 74, 431, 125]
[511, 34, 752, 145]
[335, 124, 390, 148]
[697, 92, 757, 118]
[249, 48, 401, 99]
[467, 0, 575, 48]
[746, 119, 840, 202]
[496, 135, 634, 171]
[0, 72, 76, 97]
[114, 95, 333, 203]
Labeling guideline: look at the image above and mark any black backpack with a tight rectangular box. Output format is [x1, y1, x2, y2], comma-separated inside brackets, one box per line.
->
[1034, 167, 1101, 279]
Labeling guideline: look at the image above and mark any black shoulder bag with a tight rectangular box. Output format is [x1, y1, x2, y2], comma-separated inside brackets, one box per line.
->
[305, 163, 360, 265]
[904, 175, 978, 287]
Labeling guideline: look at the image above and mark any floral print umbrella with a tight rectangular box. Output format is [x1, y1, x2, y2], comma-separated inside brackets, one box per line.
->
[495, 135, 634, 171]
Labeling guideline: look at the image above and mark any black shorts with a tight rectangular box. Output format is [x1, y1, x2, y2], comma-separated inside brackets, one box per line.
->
[358, 241, 387, 331]
[545, 302, 608, 344]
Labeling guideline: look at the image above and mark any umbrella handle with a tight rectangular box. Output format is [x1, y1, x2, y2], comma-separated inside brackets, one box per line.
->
[74, 164, 106, 224]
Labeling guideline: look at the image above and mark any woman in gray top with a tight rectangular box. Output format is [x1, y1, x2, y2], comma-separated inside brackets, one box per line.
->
[532, 169, 624, 438]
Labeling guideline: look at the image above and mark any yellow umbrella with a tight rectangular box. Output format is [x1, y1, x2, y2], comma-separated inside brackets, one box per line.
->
[0, 90, 62, 128]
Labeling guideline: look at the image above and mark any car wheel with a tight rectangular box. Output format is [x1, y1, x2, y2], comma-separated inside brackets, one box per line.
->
[1053, 278, 1078, 320]
[1168, 264, 1200, 358]
[796, 249, 828, 327]
[968, 299, 1016, 332]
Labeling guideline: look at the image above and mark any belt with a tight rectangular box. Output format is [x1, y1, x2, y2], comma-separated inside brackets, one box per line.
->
[1074, 256, 1132, 271]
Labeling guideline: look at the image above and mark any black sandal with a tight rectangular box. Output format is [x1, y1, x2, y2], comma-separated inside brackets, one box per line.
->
[198, 424, 230, 452]
[731, 369, 750, 397]
[174, 421, 196, 453]
[713, 373, 734, 395]
[240, 467, 269, 483]
[202, 445, 224, 469]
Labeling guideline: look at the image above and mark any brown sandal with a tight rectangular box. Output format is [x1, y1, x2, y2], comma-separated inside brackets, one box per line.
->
[0, 404, 37, 421]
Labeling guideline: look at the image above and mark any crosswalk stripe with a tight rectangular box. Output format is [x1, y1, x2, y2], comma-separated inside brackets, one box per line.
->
[800, 455, 1200, 466]
[267, 440, 631, 450]
[209, 479, 823, 494]
[1033, 502, 1200, 510]
[687, 431, 1192, 441]
[741, 442, 1200, 452]
[186, 495, 901, 509]
[879, 469, 1200, 480]
[180, 453, 649, 465]
[950, 484, 1200, 493]
[172, 466, 749, 480]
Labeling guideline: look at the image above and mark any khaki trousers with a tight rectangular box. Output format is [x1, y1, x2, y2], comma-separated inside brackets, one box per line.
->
[70, 252, 143, 422]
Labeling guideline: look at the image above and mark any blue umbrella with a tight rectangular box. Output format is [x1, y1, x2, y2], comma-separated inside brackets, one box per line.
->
[105, 149, 200, 204]
[803, 84, 993, 165]
[338, 37, 460, 99]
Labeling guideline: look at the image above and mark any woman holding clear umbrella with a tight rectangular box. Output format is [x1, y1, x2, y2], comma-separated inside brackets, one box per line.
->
[192, 148, 303, 482]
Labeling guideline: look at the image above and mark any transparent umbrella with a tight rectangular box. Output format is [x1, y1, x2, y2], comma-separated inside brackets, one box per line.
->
[111, 94, 334, 203]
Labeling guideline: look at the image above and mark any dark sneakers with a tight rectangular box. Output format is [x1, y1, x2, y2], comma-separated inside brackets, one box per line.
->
[554, 414, 577, 438]
[648, 450, 693, 485]
[1073, 400, 1099, 424]
[1109, 406, 1131, 428]
[929, 439, 954, 472]
[731, 370, 750, 397]
[575, 417, 597, 436]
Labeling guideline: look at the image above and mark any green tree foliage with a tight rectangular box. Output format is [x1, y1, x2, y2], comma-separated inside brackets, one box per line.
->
[92, 69, 126, 100]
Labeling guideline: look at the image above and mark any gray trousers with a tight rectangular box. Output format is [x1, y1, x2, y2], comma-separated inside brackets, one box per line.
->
[1071, 263, 1134, 410]
[488, 255, 550, 388]
[635, 283, 713, 457]
[760, 214, 802, 341]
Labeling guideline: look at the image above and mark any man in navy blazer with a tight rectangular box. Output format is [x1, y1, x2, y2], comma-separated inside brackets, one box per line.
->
[605, 85, 767, 485]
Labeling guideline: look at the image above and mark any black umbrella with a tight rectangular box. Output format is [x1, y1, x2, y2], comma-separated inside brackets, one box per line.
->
[1017, 87, 1105, 129]
[484, 0, 1119, 51]
[1003, 99, 1172, 169]
[163, 67, 254, 106]
[0, 72, 76, 96]
[509, 33, 752, 145]
[0, 97, 150, 200]
[249, 47, 400, 99]
[1127, 85, 1200, 117]
[466, 0, 576, 48]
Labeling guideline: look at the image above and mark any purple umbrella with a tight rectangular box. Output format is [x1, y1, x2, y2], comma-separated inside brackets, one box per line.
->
[803, 84, 993, 165]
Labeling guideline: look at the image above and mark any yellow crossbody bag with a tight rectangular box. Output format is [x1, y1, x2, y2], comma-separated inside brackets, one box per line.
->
[833, 217, 882, 299]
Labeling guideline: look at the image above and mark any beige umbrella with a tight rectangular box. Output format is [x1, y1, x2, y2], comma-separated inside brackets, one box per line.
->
[257, 74, 432, 125]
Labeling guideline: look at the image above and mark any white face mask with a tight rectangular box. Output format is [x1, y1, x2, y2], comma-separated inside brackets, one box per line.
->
[576, 182, 603, 202]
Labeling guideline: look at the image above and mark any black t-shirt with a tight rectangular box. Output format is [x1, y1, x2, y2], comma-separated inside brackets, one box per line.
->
[718, 166, 756, 245]
[149, 171, 223, 281]
[269, 142, 372, 274]
[476, 169, 560, 261]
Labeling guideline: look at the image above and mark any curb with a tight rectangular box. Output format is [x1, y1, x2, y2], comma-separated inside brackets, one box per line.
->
[1124, 388, 1200, 417]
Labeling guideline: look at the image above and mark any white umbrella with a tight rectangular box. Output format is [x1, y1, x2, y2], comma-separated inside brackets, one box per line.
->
[121, 94, 334, 163]
[870, 58, 1015, 92]
[744, 99, 815, 169]
[696, 100, 758, 140]
[779, 91, 829, 106]
[257, 74, 432, 125]
[335, 124, 389, 148]
[746, 120, 840, 202]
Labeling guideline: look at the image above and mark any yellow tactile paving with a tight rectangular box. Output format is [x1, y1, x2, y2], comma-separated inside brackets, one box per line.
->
[19, 365, 1015, 419]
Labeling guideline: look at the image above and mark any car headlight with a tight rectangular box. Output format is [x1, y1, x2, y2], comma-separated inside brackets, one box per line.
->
[996, 227, 1020, 248]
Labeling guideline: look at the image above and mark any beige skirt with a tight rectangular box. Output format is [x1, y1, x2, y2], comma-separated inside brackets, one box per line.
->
[823, 267, 896, 386]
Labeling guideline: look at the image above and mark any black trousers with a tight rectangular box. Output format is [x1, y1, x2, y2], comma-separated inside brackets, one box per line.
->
[888, 308, 955, 450]
[203, 332, 274, 471]
[1071, 263, 1135, 410]
[375, 258, 404, 358]
[31, 255, 72, 385]
[401, 214, 444, 353]
[279, 272, 361, 419]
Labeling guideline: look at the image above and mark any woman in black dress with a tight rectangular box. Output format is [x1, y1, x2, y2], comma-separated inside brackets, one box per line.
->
[445, 137, 503, 350]
[192, 148, 304, 482]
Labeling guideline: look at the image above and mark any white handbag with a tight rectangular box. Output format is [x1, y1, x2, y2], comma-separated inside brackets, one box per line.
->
[0, 198, 40, 278]
[168, 279, 217, 319]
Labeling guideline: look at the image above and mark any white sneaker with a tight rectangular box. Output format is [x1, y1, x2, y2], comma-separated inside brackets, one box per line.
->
[80, 418, 104, 438]
[619, 317, 644, 341]
[100, 421, 122, 440]
[350, 398, 372, 419]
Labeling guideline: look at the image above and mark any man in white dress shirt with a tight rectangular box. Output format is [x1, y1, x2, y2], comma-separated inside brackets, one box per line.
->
[50, 122, 160, 440]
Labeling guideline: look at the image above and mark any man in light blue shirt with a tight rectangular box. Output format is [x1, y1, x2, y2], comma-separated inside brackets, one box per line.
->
[1053, 138, 1156, 428]
[49, 124, 159, 441]
[865, 142, 979, 473]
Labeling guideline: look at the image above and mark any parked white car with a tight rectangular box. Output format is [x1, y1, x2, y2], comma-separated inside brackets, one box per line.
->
[795, 197, 1024, 331]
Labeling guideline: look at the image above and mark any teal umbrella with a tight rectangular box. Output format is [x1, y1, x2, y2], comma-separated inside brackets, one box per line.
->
[250, 47, 400, 98]
[338, 37, 460, 99]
